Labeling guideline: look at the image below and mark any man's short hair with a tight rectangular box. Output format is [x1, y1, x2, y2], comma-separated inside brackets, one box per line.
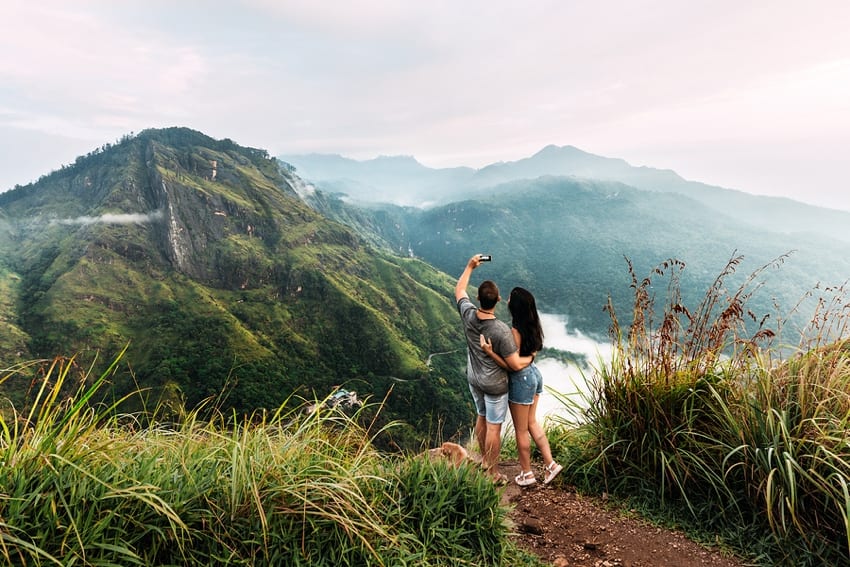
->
[477, 280, 499, 310]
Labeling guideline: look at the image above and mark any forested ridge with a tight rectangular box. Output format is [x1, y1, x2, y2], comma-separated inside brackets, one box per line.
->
[0, 128, 470, 448]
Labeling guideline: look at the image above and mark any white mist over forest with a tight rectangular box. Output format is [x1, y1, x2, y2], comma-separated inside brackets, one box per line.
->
[49, 211, 164, 226]
[506, 313, 613, 429]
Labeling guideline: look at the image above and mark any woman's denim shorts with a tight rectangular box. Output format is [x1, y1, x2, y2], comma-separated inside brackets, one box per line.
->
[508, 363, 543, 405]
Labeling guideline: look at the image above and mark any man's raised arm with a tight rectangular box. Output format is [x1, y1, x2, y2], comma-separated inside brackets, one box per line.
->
[455, 255, 483, 303]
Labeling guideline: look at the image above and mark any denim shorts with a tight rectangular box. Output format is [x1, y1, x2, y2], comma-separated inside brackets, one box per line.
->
[468, 383, 509, 424]
[509, 363, 544, 405]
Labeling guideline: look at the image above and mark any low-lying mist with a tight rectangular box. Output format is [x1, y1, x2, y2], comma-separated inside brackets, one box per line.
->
[529, 313, 611, 421]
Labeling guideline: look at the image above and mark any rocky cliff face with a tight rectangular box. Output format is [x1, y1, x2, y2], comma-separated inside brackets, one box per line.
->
[0, 128, 310, 282]
[131, 134, 361, 290]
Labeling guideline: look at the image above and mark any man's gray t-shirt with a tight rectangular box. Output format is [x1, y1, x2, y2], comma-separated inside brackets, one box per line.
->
[457, 297, 517, 395]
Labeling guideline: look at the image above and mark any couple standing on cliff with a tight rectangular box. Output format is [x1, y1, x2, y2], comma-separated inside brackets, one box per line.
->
[454, 253, 563, 487]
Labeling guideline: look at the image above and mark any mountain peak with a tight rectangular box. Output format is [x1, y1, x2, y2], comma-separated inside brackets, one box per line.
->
[137, 126, 214, 145]
[373, 154, 420, 164]
[527, 144, 628, 168]
[533, 144, 584, 157]
[370, 154, 428, 171]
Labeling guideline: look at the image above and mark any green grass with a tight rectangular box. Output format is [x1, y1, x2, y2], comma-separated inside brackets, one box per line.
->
[548, 254, 850, 566]
[0, 352, 534, 566]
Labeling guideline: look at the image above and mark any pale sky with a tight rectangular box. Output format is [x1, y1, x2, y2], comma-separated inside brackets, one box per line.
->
[2, 1, 849, 210]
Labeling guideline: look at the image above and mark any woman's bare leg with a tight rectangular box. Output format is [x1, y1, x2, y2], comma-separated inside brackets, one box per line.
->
[527, 394, 555, 466]
[509, 401, 532, 473]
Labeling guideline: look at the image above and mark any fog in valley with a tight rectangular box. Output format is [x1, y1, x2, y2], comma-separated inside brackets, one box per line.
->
[504, 313, 613, 432]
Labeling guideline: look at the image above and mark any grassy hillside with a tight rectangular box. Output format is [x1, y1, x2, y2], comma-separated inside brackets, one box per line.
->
[0, 129, 471, 447]
[0, 360, 532, 566]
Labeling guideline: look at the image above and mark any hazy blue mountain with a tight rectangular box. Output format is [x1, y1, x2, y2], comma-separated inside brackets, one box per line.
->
[279, 153, 475, 206]
[0, 128, 470, 446]
[283, 145, 850, 244]
[469, 144, 644, 187]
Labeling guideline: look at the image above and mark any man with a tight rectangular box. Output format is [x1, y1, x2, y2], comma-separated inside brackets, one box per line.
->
[454, 254, 524, 483]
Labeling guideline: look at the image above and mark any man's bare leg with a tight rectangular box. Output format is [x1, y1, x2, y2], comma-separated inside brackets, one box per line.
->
[475, 415, 487, 460]
[483, 421, 502, 477]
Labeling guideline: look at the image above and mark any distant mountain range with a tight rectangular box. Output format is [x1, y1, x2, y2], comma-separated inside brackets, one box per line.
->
[283, 147, 850, 341]
[281, 145, 850, 245]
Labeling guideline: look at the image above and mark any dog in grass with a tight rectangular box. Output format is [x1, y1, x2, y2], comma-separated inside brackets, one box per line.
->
[427, 442, 470, 466]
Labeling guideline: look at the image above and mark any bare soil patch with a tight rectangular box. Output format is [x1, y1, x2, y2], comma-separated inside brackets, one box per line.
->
[499, 460, 748, 567]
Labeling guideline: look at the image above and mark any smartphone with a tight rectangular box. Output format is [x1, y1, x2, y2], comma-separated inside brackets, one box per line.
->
[479, 254, 492, 262]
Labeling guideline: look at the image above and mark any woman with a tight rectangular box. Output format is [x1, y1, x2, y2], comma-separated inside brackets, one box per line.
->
[480, 287, 562, 486]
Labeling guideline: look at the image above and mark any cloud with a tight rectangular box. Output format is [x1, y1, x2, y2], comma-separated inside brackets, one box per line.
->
[0, 2, 214, 140]
[290, 177, 317, 199]
[3, 1, 850, 210]
[49, 210, 164, 226]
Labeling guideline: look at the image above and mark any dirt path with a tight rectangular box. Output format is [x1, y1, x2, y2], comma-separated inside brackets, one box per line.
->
[499, 460, 748, 567]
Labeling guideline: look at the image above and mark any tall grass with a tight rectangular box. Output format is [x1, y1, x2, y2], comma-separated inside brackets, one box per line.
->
[0, 354, 524, 566]
[713, 339, 850, 564]
[563, 253, 850, 565]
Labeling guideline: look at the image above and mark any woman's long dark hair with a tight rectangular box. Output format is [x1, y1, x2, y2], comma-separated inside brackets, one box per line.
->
[508, 287, 544, 356]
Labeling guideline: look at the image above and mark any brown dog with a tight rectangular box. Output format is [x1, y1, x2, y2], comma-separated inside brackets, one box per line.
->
[427, 441, 470, 467]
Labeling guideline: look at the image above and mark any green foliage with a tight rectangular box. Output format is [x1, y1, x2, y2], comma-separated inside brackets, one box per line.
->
[0, 268, 29, 362]
[0, 355, 526, 566]
[556, 256, 850, 565]
[711, 340, 850, 565]
[391, 457, 509, 566]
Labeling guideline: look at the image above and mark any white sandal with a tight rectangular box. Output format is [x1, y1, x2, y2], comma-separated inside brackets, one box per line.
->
[543, 461, 563, 485]
[515, 470, 537, 487]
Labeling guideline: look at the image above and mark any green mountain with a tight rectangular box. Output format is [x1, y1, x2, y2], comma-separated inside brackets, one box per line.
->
[0, 128, 470, 445]
[299, 175, 850, 344]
